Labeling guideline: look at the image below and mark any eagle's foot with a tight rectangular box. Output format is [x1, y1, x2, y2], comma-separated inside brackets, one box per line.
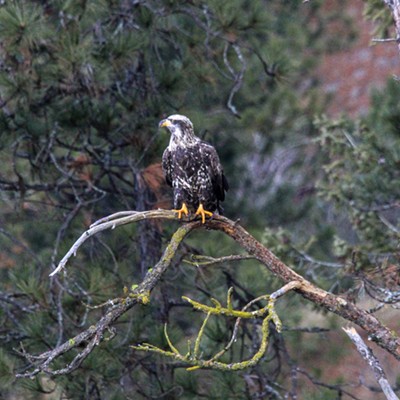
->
[195, 203, 213, 224]
[173, 203, 189, 220]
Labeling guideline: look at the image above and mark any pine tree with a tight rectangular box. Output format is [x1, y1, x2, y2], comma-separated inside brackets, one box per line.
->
[0, 1, 376, 399]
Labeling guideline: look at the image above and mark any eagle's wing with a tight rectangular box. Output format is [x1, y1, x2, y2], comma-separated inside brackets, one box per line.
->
[202, 142, 229, 201]
[162, 147, 173, 187]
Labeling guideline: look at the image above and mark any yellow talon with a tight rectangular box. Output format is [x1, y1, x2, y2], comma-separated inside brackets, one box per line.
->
[195, 203, 213, 224]
[173, 203, 189, 219]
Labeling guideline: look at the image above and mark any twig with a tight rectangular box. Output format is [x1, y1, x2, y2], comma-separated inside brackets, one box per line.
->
[380, 0, 400, 52]
[0, 227, 43, 267]
[297, 367, 360, 399]
[372, 37, 397, 42]
[16, 220, 198, 378]
[50, 209, 177, 276]
[295, 249, 344, 268]
[15, 210, 400, 378]
[205, 216, 400, 360]
[224, 43, 246, 117]
[209, 282, 301, 363]
[343, 327, 399, 400]
[184, 254, 255, 267]
[133, 284, 291, 371]
[379, 214, 400, 234]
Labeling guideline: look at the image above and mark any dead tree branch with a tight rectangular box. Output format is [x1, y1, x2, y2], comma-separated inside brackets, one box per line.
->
[132, 282, 300, 371]
[205, 216, 400, 360]
[343, 327, 399, 400]
[16, 210, 400, 379]
[17, 216, 199, 378]
[381, 0, 400, 51]
[50, 209, 179, 276]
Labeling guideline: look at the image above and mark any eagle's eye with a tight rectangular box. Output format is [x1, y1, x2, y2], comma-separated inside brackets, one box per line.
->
[172, 120, 186, 130]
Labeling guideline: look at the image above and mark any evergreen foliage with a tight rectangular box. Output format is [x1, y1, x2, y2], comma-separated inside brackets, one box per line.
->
[0, 0, 398, 399]
[363, 0, 393, 38]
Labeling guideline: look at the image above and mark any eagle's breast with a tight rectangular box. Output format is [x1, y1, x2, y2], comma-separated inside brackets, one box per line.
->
[160, 114, 228, 216]
[171, 142, 203, 188]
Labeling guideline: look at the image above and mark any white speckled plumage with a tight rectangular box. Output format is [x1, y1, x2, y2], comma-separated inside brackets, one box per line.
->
[159, 114, 228, 216]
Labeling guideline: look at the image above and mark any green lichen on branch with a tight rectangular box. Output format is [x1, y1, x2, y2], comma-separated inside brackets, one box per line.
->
[128, 290, 151, 305]
[121, 223, 200, 306]
[182, 288, 271, 319]
[131, 287, 283, 371]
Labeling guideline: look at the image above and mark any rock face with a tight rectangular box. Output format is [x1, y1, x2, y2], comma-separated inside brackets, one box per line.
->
[318, 0, 399, 117]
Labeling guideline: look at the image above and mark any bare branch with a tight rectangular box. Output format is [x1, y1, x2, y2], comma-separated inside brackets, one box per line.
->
[204, 216, 400, 360]
[17, 219, 198, 378]
[0, 227, 43, 267]
[16, 210, 400, 378]
[343, 327, 399, 400]
[224, 43, 246, 118]
[184, 254, 255, 267]
[133, 284, 295, 371]
[295, 249, 344, 268]
[380, 0, 400, 52]
[297, 367, 361, 400]
[372, 37, 398, 42]
[50, 209, 178, 276]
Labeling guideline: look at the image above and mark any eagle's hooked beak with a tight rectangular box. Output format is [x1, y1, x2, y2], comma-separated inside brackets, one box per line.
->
[159, 119, 172, 128]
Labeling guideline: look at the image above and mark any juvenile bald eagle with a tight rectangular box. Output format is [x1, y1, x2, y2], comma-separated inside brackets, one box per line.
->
[159, 114, 228, 223]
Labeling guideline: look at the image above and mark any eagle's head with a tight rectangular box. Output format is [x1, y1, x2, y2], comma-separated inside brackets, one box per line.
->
[159, 114, 196, 146]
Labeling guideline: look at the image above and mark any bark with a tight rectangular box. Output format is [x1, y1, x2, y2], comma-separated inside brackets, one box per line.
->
[207, 216, 400, 360]
[16, 211, 400, 378]
[343, 327, 399, 400]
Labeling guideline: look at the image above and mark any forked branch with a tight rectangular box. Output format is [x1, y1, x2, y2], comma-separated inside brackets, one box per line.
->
[16, 210, 400, 379]
[132, 283, 299, 371]
[17, 216, 199, 378]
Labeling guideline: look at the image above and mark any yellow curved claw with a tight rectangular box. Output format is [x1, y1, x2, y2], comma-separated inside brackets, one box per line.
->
[173, 203, 189, 219]
[195, 203, 213, 224]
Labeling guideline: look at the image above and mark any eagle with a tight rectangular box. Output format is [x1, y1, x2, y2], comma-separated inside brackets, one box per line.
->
[159, 114, 228, 223]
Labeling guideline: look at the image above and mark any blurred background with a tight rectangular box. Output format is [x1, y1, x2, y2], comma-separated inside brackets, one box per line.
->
[0, 0, 399, 398]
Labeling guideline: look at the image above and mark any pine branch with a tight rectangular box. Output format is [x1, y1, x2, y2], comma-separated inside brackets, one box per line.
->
[380, 0, 400, 51]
